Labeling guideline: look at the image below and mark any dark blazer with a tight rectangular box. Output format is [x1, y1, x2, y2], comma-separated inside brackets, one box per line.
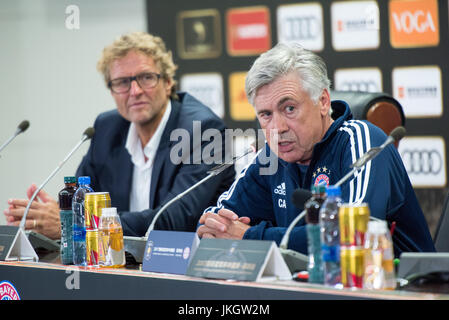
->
[76, 92, 235, 236]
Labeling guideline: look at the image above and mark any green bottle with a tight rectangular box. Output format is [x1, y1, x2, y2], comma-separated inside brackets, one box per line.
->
[59, 176, 77, 265]
[305, 184, 326, 284]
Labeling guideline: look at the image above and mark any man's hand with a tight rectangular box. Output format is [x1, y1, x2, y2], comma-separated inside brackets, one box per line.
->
[4, 184, 61, 240]
[197, 208, 251, 239]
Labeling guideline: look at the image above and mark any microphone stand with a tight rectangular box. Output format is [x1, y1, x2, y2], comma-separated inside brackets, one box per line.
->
[144, 166, 231, 238]
[334, 166, 364, 187]
[19, 132, 92, 230]
[0, 132, 20, 155]
[0, 128, 94, 262]
[124, 146, 256, 264]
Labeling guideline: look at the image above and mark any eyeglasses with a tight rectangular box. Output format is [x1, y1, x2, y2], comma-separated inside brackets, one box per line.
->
[108, 72, 161, 94]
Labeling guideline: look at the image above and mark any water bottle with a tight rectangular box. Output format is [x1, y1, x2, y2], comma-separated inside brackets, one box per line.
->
[363, 220, 396, 290]
[59, 176, 77, 265]
[99, 207, 125, 268]
[319, 185, 342, 287]
[305, 184, 326, 284]
[72, 176, 94, 266]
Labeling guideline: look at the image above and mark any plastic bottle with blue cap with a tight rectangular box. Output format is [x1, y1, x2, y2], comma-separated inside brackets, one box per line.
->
[319, 185, 343, 287]
[72, 176, 94, 266]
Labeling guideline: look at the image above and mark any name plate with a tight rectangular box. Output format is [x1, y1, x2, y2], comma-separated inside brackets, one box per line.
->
[142, 230, 199, 275]
[0, 226, 38, 262]
[186, 239, 291, 282]
[0, 226, 18, 261]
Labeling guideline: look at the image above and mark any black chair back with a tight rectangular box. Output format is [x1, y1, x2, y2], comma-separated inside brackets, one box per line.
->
[331, 90, 405, 144]
[434, 191, 449, 252]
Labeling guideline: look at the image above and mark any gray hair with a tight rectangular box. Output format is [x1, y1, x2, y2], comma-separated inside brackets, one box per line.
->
[245, 42, 331, 105]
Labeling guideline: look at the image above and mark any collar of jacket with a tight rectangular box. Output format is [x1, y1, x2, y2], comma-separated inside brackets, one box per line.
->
[157, 93, 186, 149]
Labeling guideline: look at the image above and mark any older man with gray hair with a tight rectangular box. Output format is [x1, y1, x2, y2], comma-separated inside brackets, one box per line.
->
[197, 42, 435, 258]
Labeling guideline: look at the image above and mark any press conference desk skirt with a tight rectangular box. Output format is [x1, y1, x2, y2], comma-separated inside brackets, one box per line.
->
[0, 261, 447, 300]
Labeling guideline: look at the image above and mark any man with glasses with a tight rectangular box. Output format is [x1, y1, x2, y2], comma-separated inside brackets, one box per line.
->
[5, 32, 235, 239]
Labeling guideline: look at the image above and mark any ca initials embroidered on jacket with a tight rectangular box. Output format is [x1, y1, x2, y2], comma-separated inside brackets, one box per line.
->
[274, 182, 287, 208]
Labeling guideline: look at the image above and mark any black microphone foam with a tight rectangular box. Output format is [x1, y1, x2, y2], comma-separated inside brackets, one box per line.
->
[291, 188, 312, 209]
[83, 127, 95, 139]
[18, 120, 30, 133]
[390, 126, 406, 142]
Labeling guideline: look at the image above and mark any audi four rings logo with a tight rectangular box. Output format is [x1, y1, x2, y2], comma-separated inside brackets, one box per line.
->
[401, 149, 442, 174]
[339, 80, 379, 92]
[283, 16, 321, 40]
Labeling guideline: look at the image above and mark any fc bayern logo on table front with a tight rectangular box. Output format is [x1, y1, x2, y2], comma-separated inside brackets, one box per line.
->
[0, 281, 21, 300]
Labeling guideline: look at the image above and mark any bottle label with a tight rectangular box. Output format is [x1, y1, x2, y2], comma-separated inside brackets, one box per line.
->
[72, 202, 83, 214]
[321, 244, 340, 262]
[73, 225, 86, 242]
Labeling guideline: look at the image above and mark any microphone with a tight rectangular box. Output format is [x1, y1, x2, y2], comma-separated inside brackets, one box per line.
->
[0, 120, 30, 155]
[19, 127, 95, 230]
[350, 126, 406, 169]
[145, 144, 256, 237]
[18, 120, 30, 133]
[124, 143, 257, 263]
[278, 189, 310, 272]
[279, 126, 406, 272]
[291, 188, 312, 207]
[280, 189, 310, 250]
[335, 126, 406, 187]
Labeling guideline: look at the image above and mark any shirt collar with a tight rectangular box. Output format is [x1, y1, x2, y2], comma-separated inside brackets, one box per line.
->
[125, 100, 172, 168]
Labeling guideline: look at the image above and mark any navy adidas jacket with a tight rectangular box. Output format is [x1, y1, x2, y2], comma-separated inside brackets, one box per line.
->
[205, 101, 435, 257]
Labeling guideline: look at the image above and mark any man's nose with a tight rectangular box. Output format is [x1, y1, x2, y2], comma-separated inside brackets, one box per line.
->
[272, 113, 289, 134]
[129, 79, 144, 95]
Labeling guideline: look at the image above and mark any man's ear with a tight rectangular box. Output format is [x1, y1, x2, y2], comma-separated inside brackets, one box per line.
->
[165, 77, 174, 97]
[319, 88, 331, 116]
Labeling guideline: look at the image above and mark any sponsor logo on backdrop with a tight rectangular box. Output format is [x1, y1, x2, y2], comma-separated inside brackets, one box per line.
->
[399, 137, 446, 187]
[277, 3, 324, 52]
[389, 0, 439, 48]
[334, 68, 382, 92]
[177, 9, 221, 59]
[402, 149, 442, 175]
[180, 73, 224, 118]
[0, 281, 21, 300]
[331, 1, 380, 51]
[228, 72, 256, 121]
[392, 66, 442, 118]
[226, 6, 271, 56]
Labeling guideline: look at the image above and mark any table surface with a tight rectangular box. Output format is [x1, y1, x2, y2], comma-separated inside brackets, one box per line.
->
[1, 260, 448, 300]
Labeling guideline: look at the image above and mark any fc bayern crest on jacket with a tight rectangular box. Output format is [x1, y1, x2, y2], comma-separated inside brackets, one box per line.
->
[313, 166, 331, 187]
